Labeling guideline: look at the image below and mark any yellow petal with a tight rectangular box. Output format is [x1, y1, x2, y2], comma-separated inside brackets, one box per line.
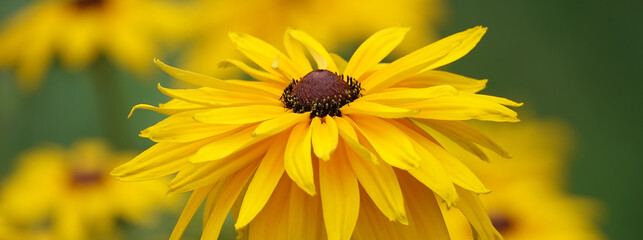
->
[111, 140, 208, 181]
[284, 122, 316, 195]
[154, 59, 277, 96]
[169, 142, 270, 194]
[329, 53, 348, 74]
[319, 147, 359, 240]
[422, 26, 487, 71]
[397, 172, 451, 240]
[140, 111, 242, 142]
[353, 190, 404, 240]
[386, 119, 458, 204]
[455, 186, 503, 240]
[189, 126, 267, 163]
[408, 94, 520, 122]
[414, 119, 510, 159]
[288, 29, 337, 72]
[311, 116, 339, 161]
[464, 92, 524, 107]
[128, 99, 208, 118]
[395, 70, 487, 93]
[398, 120, 490, 194]
[284, 28, 313, 74]
[334, 116, 378, 164]
[248, 177, 291, 240]
[193, 105, 287, 125]
[342, 100, 419, 118]
[346, 146, 407, 224]
[253, 112, 310, 137]
[228, 32, 304, 79]
[235, 136, 287, 229]
[362, 26, 487, 93]
[169, 184, 215, 240]
[357, 85, 458, 106]
[287, 182, 325, 239]
[348, 115, 421, 169]
[219, 58, 286, 83]
[202, 163, 258, 240]
[344, 27, 410, 79]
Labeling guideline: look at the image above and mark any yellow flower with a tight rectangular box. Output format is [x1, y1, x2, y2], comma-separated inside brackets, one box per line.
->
[440, 120, 606, 240]
[183, 0, 445, 78]
[113, 26, 521, 240]
[0, 139, 177, 240]
[0, 0, 195, 92]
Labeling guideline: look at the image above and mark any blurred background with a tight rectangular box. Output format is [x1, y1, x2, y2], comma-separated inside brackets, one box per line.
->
[0, 0, 640, 239]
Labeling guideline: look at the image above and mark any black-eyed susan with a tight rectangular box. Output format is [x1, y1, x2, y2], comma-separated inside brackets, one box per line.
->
[183, 0, 445, 78]
[0, 0, 195, 92]
[439, 120, 605, 240]
[113, 26, 522, 240]
[0, 139, 177, 240]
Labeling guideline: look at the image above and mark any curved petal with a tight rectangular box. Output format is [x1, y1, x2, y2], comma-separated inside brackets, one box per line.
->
[193, 105, 287, 125]
[334, 116, 378, 164]
[284, 121, 316, 195]
[395, 70, 487, 93]
[455, 187, 503, 240]
[311, 116, 339, 161]
[288, 29, 337, 72]
[319, 147, 359, 240]
[347, 115, 421, 170]
[253, 112, 309, 137]
[284, 28, 313, 74]
[407, 94, 520, 122]
[189, 125, 268, 163]
[346, 146, 407, 224]
[218, 59, 286, 83]
[169, 184, 215, 240]
[140, 111, 242, 142]
[155, 59, 277, 96]
[357, 85, 457, 106]
[235, 136, 287, 229]
[362, 26, 487, 93]
[342, 100, 419, 118]
[345, 27, 409, 79]
[228, 32, 305, 79]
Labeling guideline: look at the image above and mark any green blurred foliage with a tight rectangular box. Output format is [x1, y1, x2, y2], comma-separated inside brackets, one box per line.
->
[1, 0, 641, 239]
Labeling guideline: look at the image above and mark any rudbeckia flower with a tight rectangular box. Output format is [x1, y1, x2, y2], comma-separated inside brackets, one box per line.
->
[183, 0, 445, 78]
[113, 26, 521, 240]
[0, 0, 195, 92]
[0, 139, 177, 240]
[440, 120, 605, 240]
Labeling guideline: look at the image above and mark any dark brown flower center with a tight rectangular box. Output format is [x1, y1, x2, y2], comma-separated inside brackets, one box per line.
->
[281, 69, 361, 118]
[71, 170, 103, 186]
[72, 0, 105, 9]
[490, 214, 514, 233]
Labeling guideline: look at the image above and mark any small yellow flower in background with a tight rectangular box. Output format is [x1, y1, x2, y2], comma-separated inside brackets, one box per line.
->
[183, 0, 445, 78]
[0, 0, 196, 93]
[113, 26, 521, 239]
[0, 139, 178, 240]
[439, 120, 606, 240]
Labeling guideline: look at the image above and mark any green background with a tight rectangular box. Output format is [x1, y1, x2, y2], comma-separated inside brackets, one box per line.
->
[1, 0, 641, 239]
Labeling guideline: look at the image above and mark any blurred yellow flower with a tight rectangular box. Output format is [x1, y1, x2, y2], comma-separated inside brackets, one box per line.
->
[183, 0, 445, 78]
[0, 139, 177, 240]
[114, 26, 521, 240]
[0, 0, 195, 92]
[440, 120, 606, 240]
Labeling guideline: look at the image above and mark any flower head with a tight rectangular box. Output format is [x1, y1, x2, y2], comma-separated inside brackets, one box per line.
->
[0, 139, 177, 240]
[114, 26, 521, 239]
[440, 120, 605, 240]
[0, 0, 195, 92]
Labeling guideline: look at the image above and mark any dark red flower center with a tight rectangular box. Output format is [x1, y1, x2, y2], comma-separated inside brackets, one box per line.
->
[281, 69, 361, 118]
